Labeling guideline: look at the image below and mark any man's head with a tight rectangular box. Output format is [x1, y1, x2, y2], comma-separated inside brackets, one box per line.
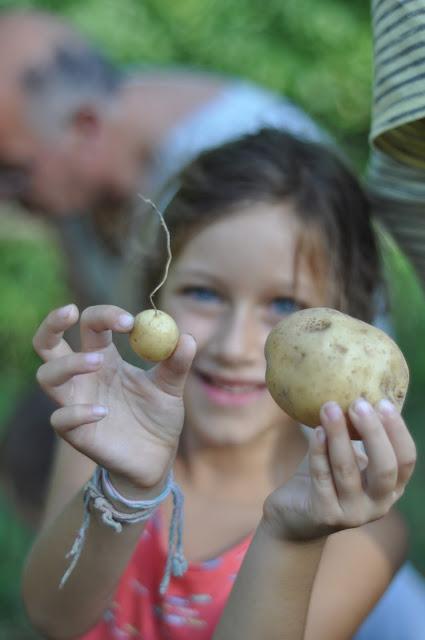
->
[0, 10, 135, 215]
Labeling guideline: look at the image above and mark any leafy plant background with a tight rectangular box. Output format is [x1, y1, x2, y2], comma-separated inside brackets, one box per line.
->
[0, 0, 424, 636]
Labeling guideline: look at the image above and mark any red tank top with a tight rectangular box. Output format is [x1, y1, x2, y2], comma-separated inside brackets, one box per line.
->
[79, 511, 252, 639]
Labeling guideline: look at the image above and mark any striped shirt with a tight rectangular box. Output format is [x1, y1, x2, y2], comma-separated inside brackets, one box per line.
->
[368, 0, 425, 284]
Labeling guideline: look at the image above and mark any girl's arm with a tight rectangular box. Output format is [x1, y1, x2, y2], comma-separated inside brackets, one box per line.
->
[214, 400, 416, 640]
[214, 521, 326, 640]
[304, 509, 408, 639]
[42, 440, 95, 527]
[22, 304, 196, 638]
[23, 480, 159, 638]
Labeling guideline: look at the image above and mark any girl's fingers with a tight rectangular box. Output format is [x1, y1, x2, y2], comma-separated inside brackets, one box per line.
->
[348, 399, 398, 499]
[79, 305, 134, 352]
[33, 304, 78, 361]
[148, 334, 197, 398]
[50, 404, 108, 434]
[36, 352, 104, 389]
[309, 426, 338, 504]
[320, 402, 363, 499]
[352, 444, 369, 472]
[377, 400, 417, 494]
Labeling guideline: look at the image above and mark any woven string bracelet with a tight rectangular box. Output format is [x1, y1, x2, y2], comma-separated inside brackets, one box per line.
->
[59, 467, 187, 594]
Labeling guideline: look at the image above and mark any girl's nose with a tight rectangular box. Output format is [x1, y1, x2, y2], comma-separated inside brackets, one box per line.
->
[209, 305, 261, 365]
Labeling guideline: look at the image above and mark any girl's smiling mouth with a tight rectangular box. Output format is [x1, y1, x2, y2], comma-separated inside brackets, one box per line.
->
[195, 370, 267, 407]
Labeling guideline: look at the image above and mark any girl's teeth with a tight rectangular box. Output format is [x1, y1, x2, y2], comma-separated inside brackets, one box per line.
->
[216, 382, 254, 393]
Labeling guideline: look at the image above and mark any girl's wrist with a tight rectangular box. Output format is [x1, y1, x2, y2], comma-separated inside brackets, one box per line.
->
[108, 470, 171, 505]
[107, 446, 178, 503]
[261, 495, 330, 544]
[98, 467, 187, 594]
[258, 515, 328, 549]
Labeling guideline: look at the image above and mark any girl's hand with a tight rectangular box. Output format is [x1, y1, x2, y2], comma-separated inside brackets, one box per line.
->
[263, 399, 416, 541]
[33, 304, 196, 492]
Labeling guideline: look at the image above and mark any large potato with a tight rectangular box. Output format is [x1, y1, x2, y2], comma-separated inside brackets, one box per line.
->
[265, 307, 409, 434]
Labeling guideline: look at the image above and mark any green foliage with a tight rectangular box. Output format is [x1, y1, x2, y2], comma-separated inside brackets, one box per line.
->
[0, 218, 68, 426]
[0, 496, 37, 638]
[379, 231, 425, 574]
[0, 0, 372, 143]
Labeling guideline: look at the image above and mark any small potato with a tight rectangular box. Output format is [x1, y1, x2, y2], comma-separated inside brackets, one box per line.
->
[129, 309, 179, 362]
[265, 307, 409, 437]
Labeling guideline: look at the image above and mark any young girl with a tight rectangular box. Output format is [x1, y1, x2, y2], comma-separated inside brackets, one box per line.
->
[23, 129, 417, 639]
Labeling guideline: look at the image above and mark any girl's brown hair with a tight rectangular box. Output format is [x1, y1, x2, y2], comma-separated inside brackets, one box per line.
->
[142, 128, 382, 322]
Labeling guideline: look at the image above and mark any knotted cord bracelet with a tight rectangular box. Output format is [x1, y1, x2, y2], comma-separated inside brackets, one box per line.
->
[60, 467, 187, 594]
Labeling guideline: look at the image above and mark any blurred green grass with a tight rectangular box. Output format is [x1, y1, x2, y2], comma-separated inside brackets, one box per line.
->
[0, 496, 37, 639]
[0, 213, 69, 424]
[0, 213, 68, 637]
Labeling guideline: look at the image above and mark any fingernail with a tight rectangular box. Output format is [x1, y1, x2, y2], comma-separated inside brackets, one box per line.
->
[85, 353, 103, 365]
[118, 313, 134, 328]
[353, 398, 373, 416]
[378, 398, 396, 415]
[92, 405, 108, 417]
[323, 401, 342, 422]
[316, 426, 326, 444]
[58, 304, 74, 319]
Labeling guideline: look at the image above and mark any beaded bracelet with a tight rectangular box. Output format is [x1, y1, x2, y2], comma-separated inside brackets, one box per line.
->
[60, 467, 187, 594]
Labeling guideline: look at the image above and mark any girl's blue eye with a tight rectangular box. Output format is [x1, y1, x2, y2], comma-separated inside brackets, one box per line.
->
[181, 286, 220, 303]
[271, 297, 301, 316]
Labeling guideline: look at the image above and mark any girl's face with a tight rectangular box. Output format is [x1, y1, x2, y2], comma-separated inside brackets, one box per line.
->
[160, 202, 328, 448]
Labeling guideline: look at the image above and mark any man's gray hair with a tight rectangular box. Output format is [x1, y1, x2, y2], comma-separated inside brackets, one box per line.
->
[21, 41, 124, 130]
